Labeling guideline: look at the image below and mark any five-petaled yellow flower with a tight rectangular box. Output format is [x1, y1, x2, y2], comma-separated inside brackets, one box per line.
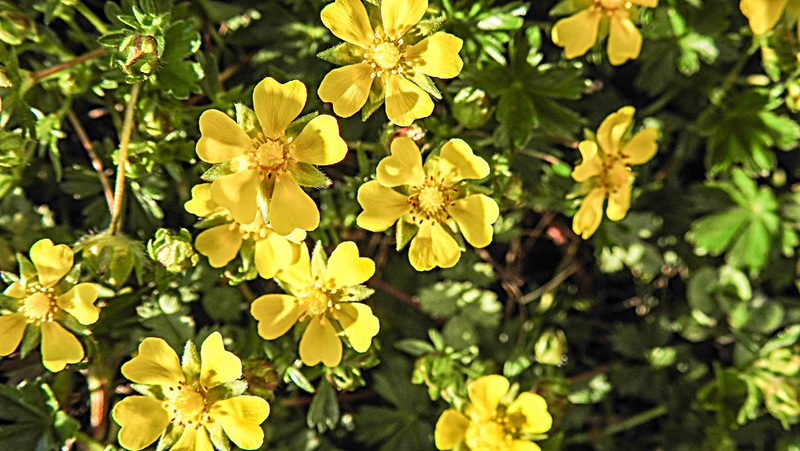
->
[318, 0, 464, 126]
[740, 0, 799, 36]
[112, 332, 270, 451]
[435, 375, 553, 451]
[184, 183, 302, 279]
[250, 241, 379, 367]
[0, 239, 98, 372]
[356, 137, 499, 271]
[197, 77, 347, 236]
[571, 106, 658, 239]
[551, 0, 658, 65]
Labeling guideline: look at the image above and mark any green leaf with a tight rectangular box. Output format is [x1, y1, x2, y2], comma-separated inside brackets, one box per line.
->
[496, 88, 535, 147]
[162, 20, 201, 63]
[201, 158, 248, 182]
[316, 42, 363, 66]
[155, 60, 203, 99]
[307, 378, 340, 433]
[285, 367, 316, 393]
[288, 162, 332, 188]
[394, 338, 436, 356]
[686, 207, 748, 256]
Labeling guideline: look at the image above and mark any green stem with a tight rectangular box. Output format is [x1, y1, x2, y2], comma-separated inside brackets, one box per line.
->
[72, 0, 109, 35]
[108, 82, 141, 235]
[564, 404, 669, 444]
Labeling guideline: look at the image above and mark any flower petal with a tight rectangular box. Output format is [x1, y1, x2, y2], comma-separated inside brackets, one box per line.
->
[608, 13, 642, 65]
[434, 409, 470, 450]
[508, 392, 553, 434]
[573, 187, 606, 239]
[385, 74, 434, 126]
[621, 128, 658, 166]
[56, 283, 99, 325]
[30, 239, 73, 288]
[320, 0, 374, 47]
[299, 316, 342, 367]
[511, 441, 542, 451]
[450, 195, 499, 248]
[325, 241, 375, 288]
[408, 222, 460, 271]
[112, 396, 171, 451]
[213, 396, 270, 450]
[121, 337, 184, 386]
[172, 424, 214, 451]
[41, 321, 84, 372]
[572, 140, 604, 182]
[467, 375, 509, 420]
[356, 181, 410, 231]
[439, 138, 490, 186]
[406, 32, 464, 79]
[0, 312, 27, 356]
[275, 242, 312, 289]
[552, 8, 602, 59]
[254, 232, 295, 279]
[195, 225, 243, 268]
[377, 137, 425, 187]
[338, 303, 379, 353]
[196, 110, 250, 164]
[290, 115, 347, 165]
[253, 78, 306, 139]
[270, 172, 320, 235]
[250, 294, 301, 340]
[631, 0, 658, 6]
[185, 184, 224, 217]
[606, 179, 633, 221]
[596, 106, 635, 157]
[210, 169, 260, 225]
[740, 0, 787, 34]
[200, 332, 242, 389]
[318, 63, 374, 118]
[382, 0, 427, 38]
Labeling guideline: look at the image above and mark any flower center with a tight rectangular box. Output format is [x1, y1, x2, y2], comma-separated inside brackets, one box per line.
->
[598, 157, 631, 193]
[236, 212, 271, 241]
[596, 0, 630, 10]
[164, 381, 210, 428]
[247, 131, 296, 180]
[296, 285, 334, 319]
[21, 286, 58, 323]
[372, 42, 401, 70]
[408, 177, 456, 224]
[464, 419, 513, 451]
[363, 33, 411, 78]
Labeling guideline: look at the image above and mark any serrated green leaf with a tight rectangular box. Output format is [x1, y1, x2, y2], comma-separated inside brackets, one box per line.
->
[316, 42, 363, 66]
[288, 162, 332, 188]
[687, 207, 748, 256]
[155, 60, 203, 99]
[201, 159, 248, 182]
[162, 20, 200, 63]
[307, 378, 340, 433]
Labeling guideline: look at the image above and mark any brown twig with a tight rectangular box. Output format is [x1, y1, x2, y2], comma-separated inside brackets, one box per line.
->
[368, 276, 419, 309]
[66, 110, 114, 212]
[280, 388, 377, 407]
[30, 48, 107, 81]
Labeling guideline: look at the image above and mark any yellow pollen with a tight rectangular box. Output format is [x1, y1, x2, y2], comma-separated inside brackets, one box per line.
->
[164, 382, 209, 427]
[238, 214, 270, 240]
[371, 42, 401, 70]
[256, 140, 286, 171]
[408, 178, 453, 224]
[21, 292, 57, 323]
[297, 286, 332, 319]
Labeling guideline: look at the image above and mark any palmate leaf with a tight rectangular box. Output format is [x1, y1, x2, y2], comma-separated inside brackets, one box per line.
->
[686, 170, 781, 273]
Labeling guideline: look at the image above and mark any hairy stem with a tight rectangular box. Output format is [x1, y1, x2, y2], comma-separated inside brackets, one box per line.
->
[30, 48, 107, 82]
[109, 82, 141, 235]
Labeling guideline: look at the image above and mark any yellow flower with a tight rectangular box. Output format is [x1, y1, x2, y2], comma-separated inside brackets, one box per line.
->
[250, 241, 379, 367]
[111, 332, 270, 451]
[434, 375, 553, 451]
[740, 0, 799, 36]
[0, 239, 98, 372]
[318, 0, 463, 126]
[196, 77, 347, 236]
[356, 137, 499, 271]
[184, 183, 303, 279]
[571, 106, 658, 239]
[551, 0, 658, 65]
